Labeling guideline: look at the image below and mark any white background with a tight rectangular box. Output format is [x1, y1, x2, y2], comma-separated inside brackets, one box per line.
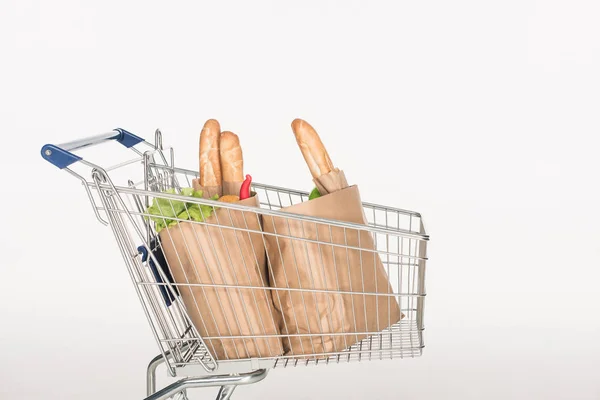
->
[2, 1, 599, 399]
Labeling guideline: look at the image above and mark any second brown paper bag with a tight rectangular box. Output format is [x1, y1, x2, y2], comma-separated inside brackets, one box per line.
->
[262, 185, 403, 356]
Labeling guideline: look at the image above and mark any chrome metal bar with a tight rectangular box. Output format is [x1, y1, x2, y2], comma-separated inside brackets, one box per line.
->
[171, 328, 423, 340]
[143, 369, 268, 400]
[64, 165, 109, 225]
[216, 385, 236, 400]
[147, 353, 166, 396]
[137, 281, 425, 297]
[105, 155, 144, 172]
[416, 219, 428, 342]
[57, 131, 122, 151]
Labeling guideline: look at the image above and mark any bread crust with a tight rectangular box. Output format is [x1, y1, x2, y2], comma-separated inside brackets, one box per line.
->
[199, 119, 222, 186]
[291, 119, 334, 179]
[220, 131, 244, 182]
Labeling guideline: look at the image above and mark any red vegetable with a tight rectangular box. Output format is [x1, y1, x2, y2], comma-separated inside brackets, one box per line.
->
[239, 174, 252, 200]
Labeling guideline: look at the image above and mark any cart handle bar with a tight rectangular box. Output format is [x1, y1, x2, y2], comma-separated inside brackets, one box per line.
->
[41, 128, 144, 169]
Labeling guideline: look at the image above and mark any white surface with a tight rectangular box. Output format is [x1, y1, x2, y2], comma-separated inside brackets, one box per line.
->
[2, 1, 600, 399]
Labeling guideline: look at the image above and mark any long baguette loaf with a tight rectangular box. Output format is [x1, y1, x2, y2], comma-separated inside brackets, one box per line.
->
[291, 119, 334, 179]
[220, 131, 244, 182]
[199, 119, 222, 187]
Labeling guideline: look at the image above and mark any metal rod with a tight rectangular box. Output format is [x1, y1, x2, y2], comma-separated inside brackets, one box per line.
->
[216, 385, 236, 400]
[57, 131, 121, 151]
[147, 353, 166, 396]
[143, 369, 268, 400]
[164, 328, 423, 340]
[137, 281, 425, 297]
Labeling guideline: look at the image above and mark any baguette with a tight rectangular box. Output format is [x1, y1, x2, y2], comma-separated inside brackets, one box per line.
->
[199, 119, 222, 187]
[291, 119, 334, 179]
[219, 131, 244, 182]
[218, 195, 240, 203]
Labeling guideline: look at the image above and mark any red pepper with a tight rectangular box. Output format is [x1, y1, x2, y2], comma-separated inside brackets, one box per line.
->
[239, 174, 252, 200]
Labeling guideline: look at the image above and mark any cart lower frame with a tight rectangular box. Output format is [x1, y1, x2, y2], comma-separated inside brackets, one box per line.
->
[146, 351, 267, 400]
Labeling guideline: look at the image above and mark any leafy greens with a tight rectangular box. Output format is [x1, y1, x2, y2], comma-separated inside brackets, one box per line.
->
[309, 187, 322, 200]
[145, 188, 219, 233]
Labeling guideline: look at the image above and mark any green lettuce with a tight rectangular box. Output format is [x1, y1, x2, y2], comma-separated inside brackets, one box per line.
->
[309, 187, 322, 200]
[145, 188, 219, 233]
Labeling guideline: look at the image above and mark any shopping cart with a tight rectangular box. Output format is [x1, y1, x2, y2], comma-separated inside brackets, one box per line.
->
[41, 128, 429, 400]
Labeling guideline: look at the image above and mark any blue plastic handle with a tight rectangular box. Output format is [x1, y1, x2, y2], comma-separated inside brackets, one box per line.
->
[41, 128, 144, 169]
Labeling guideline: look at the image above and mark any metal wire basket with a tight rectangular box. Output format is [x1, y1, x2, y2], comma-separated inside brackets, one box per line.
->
[41, 128, 429, 400]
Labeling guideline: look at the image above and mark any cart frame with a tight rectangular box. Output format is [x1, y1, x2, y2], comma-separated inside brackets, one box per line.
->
[41, 128, 429, 400]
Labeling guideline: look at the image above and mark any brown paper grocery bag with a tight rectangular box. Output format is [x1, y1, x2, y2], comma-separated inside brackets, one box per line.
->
[192, 178, 222, 198]
[262, 185, 402, 356]
[222, 181, 243, 197]
[159, 194, 284, 360]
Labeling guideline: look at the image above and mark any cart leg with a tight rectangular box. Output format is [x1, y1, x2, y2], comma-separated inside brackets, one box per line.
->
[216, 385, 236, 400]
[143, 369, 268, 400]
[147, 353, 167, 396]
